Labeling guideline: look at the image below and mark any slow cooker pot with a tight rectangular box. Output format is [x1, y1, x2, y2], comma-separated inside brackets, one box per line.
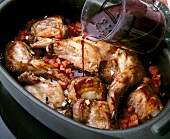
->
[0, 0, 170, 138]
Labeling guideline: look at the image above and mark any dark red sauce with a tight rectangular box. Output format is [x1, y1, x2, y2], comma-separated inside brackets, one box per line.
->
[81, 34, 88, 77]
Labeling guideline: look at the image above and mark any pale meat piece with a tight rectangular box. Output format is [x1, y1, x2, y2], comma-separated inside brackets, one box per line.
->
[53, 36, 118, 73]
[67, 76, 105, 102]
[72, 99, 112, 129]
[107, 48, 146, 118]
[4, 41, 70, 84]
[18, 71, 66, 110]
[29, 16, 68, 45]
[127, 84, 163, 122]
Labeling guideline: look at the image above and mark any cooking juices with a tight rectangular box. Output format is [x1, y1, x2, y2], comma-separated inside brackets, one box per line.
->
[82, 0, 166, 53]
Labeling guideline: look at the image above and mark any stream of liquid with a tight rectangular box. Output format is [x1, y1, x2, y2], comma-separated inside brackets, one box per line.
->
[81, 36, 85, 77]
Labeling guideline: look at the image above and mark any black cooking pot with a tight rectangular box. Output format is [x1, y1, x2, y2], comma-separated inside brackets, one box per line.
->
[0, 0, 170, 138]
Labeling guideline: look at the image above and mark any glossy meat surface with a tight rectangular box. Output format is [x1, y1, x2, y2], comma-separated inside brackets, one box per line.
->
[72, 99, 112, 129]
[3, 15, 165, 130]
[18, 71, 66, 109]
[4, 41, 70, 84]
[127, 84, 163, 122]
[67, 76, 105, 102]
[29, 16, 68, 44]
[107, 48, 146, 118]
[53, 36, 117, 73]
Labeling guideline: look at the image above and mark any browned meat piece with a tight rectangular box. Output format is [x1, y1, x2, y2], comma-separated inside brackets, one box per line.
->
[53, 36, 117, 73]
[5, 41, 33, 73]
[72, 99, 90, 123]
[18, 71, 66, 110]
[29, 16, 68, 45]
[67, 76, 105, 102]
[86, 100, 113, 129]
[4, 41, 70, 84]
[99, 59, 119, 83]
[72, 99, 112, 129]
[107, 48, 146, 118]
[127, 84, 163, 122]
[33, 69, 70, 85]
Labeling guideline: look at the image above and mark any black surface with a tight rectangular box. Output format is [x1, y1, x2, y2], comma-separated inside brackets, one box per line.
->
[0, 82, 65, 139]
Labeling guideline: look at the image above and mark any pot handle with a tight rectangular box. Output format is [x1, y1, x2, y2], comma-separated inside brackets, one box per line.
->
[151, 111, 170, 136]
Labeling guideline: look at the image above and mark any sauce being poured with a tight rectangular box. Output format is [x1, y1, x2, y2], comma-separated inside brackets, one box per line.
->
[81, 35, 85, 76]
[82, 2, 165, 53]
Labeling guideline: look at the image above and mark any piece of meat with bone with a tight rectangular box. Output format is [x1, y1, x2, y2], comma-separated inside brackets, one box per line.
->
[29, 16, 68, 45]
[127, 84, 163, 122]
[72, 99, 113, 129]
[67, 76, 105, 102]
[53, 36, 117, 73]
[18, 71, 67, 110]
[107, 48, 146, 118]
[4, 41, 70, 84]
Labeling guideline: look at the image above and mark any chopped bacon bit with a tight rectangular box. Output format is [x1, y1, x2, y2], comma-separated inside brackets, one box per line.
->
[149, 66, 159, 75]
[53, 63, 59, 68]
[120, 119, 129, 124]
[60, 64, 65, 71]
[65, 68, 72, 75]
[42, 55, 49, 62]
[143, 77, 152, 84]
[120, 123, 127, 129]
[55, 58, 62, 65]
[143, 66, 161, 94]
[49, 59, 56, 65]
[129, 114, 138, 127]
[152, 74, 161, 81]
[62, 60, 69, 68]
[127, 106, 134, 113]
[101, 84, 105, 91]
[42, 56, 74, 77]
[151, 82, 160, 93]
[68, 22, 82, 37]
[75, 22, 81, 29]
[58, 80, 67, 90]
[69, 72, 74, 77]
[119, 113, 139, 129]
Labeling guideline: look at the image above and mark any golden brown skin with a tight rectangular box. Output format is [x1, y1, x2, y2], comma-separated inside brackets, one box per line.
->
[127, 84, 163, 122]
[5, 41, 33, 73]
[72, 99, 113, 129]
[29, 16, 68, 45]
[86, 100, 113, 129]
[107, 48, 146, 118]
[53, 36, 117, 73]
[4, 41, 70, 84]
[72, 99, 90, 123]
[67, 76, 105, 102]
